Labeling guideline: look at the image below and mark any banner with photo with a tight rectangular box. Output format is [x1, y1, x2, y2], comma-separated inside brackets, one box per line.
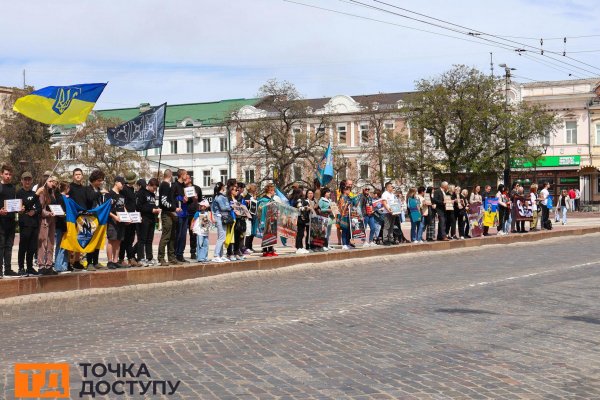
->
[483, 198, 499, 228]
[513, 194, 533, 222]
[260, 202, 279, 247]
[277, 203, 299, 239]
[467, 201, 484, 237]
[309, 215, 328, 247]
[349, 206, 366, 239]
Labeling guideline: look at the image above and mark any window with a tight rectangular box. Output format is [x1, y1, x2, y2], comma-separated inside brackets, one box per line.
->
[360, 164, 369, 179]
[338, 165, 347, 180]
[202, 138, 211, 152]
[337, 124, 347, 145]
[220, 169, 228, 183]
[292, 128, 301, 146]
[565, 121, 577, 144]
[202, 170, 211, 187]
[170, 140, 178, 154]
[542, 132, 551, 145]
[360, 124, 369, 144]
[56, 148, 62, 160]
[293, 166, 302, 182]
[220, 137, 228, 152]
[68, 146, 76, 159]
[186, 139, 194, 154]
[596, 125, 600, 145]
[384, 122, 395, 130]
[243, 131, 253, 149]
[245, 169, 255, 183]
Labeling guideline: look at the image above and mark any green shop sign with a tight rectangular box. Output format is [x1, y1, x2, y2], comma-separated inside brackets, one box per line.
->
[510, 155, 581, 168]
[559, 177, 579, 184]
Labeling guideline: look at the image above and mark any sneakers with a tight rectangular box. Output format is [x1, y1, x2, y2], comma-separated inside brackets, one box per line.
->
[72, 262, 85, 270]
[4, 269, 18, 277]
[243, 249, 253, 255]
[342, 245, 350, 250]
[262, 252, 270, 257]
[220, 257, 230, 262]
[295, 248, 309, 254]
[211, 257, 225, 263]
[138, 259, 149, 267]
[362, 242, 371, 248]
[236, 255, 246, 261]
[176, 257, 190, 263]
[86, 264, 97, 271]
[107, 262, 118, 270]
[159, 260, 169, 267]
[26, 268, 39, 276]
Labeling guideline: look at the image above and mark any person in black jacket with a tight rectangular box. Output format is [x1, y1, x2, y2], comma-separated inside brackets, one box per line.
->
[54, 181, 70, 272]
[158, 169, 180, 266]
[84, 170, 106, 271]
[16, 171, 40, 276]
[118, 171, 139, 267]
[432, 181, 449, 241]
[0, 164, 18, 277]
[136, 178, 161, 267]
[184, 175, 202, 260]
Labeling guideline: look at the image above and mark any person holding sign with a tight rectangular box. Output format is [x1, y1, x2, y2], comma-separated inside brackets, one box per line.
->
[118, 171, 139, 268]
[0, 165, 18, 277]
[16, 171, 40, 276]
[136, 178, 161, 267]
[106, 177, 127, 269]
[37, 176, 59, 275]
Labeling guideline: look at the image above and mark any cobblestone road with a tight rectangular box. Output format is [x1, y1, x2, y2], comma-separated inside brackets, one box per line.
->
[1, 234, 600, 399]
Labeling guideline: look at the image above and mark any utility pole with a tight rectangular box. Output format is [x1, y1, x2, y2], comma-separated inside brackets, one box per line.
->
[490, 53, 494, 76]
[499, 63, 516, 187]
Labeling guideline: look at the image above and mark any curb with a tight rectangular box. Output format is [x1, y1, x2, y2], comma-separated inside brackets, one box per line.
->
[1, 226, 598, 300]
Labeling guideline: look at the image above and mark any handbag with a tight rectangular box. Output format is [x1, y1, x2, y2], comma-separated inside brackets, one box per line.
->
[221, 212, 234, 225]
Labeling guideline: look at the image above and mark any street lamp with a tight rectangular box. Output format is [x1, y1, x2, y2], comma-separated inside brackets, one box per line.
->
[499, 63, 517, 188]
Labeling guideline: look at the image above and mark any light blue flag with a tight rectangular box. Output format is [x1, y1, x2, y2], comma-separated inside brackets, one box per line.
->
[316, 143, 334, 186]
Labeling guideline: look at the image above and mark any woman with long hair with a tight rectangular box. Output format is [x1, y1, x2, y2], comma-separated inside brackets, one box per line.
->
[318, 188, 334, 251]
[425, 186, 436, 242]
[496, 184, 509, 235]
[210, 182, 231, 262]
[457, 188, 470, 239]
[406, 187, 421, 243]
[37, 176, 58, 275]
[291, 188, 310, 254]
[258, 183, 278, 257]
[530, 183, 539, 231]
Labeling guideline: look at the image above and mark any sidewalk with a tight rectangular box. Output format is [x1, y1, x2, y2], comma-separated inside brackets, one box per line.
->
[0, 218, 598, 300]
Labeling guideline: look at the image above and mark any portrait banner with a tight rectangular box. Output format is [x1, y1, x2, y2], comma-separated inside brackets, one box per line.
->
[483, 198, 499, 228]
[260, 202, 279, 247]
[277, 203, 299, 240]
[513, 195, 533, 222]
[349, 206, 366, 239]
[467, 201, 483, 237]
[309, 215, 328, 247]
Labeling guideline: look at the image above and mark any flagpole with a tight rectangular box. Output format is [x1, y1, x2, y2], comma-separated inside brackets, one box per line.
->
[156, 102, 167, 179]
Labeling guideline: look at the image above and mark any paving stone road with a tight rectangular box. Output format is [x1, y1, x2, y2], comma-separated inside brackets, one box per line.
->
[1, 233, 600, 399]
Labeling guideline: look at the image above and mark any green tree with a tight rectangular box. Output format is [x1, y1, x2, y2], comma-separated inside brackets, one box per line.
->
[404, 65, 559, 183]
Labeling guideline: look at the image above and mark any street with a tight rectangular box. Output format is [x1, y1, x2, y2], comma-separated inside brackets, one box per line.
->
[2, 233, 600, 399]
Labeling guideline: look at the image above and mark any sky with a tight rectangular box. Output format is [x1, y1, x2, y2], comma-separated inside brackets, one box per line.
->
[1, 0, 599, 110]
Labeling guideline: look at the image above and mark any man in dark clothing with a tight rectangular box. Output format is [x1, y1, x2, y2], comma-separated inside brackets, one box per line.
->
[173, 169, 190, 262]
[432, 181, 449, 241]
[0, 165, 18, 277]
[16, 172, 40, 276]
[118, 171, 139, 267]
[481, 185, 493, 236]
[158, 169, 180, 266]
[137, 178, 161, 266]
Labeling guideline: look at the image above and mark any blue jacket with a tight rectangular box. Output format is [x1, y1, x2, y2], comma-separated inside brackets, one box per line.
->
[211, 193, 231, 216]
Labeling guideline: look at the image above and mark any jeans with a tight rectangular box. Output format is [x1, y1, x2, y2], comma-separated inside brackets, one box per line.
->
[341, 226, 350, 246]
[364, 215, 380, 242]
[560, 206, 568, 224]
[410, 221, 419, 242]
[383, 214, 395, 243]
[54, 228, 68, 272]
[214, 216, 226, 257]
[175, 216, 188, 258]
[541, 205, 550, 228]
[325, 223, 332, 248]
[418, 216, 427, 241]
[196, 235, 209, 261]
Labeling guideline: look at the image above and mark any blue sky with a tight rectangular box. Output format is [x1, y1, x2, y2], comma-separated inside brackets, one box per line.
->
[1, 0, 599, 109]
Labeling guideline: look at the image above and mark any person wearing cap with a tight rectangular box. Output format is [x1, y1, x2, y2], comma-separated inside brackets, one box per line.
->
[118, 171, 139, 267]
[136, 178, 161, 267]
[191, 199, 212, 262]
[16, 171, 41, 276]
[106, 177, 127, 269]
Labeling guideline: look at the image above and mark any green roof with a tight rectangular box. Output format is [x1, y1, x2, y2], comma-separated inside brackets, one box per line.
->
[96, 98, 260, 128]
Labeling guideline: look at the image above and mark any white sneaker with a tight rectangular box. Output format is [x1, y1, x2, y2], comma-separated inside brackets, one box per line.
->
[363, 242, 371, 248]
[296, 248, 304, 254]
[342, 245, 349, 250]
[211, 257, 223, 263]
[460, 236, 464, 240]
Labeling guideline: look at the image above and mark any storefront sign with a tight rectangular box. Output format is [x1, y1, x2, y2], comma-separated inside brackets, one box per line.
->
[559, 177, 579, 184]
[510, 155, 581, 168]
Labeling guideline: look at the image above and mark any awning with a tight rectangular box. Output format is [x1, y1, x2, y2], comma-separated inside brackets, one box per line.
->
[577, 165, 600, 175]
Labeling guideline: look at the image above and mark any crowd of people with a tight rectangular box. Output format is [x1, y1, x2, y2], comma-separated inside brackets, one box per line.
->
[0, 163, 569, 278]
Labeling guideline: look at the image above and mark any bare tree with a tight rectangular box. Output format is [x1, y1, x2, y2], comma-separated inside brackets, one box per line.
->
[231, 79, 329, 190]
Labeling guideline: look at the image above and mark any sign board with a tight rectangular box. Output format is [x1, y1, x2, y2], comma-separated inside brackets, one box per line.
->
[511, 155, 581, 169]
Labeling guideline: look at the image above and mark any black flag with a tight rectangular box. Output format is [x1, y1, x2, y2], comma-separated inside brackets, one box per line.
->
[106, 103, 166, 150]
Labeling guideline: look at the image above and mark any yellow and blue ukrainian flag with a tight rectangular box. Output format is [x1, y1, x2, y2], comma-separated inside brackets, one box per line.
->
[60, 197, 112, 253]
[13, 83, 107, 125]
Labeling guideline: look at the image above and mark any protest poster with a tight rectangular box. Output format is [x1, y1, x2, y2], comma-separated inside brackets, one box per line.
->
[467, 201, 483, 237]
[309, 215, 328, 247]
[349, 206, 366, 239]
[184, 186, 196, 198]
[329, 203, 340, 217]
[48, 204, 65, 216]
[248, 199, 257, 215]
[116, 212, 131, 223]
[232, 203, 252, 218]
[260, 202, 279, 247]
[388, 198, 402, 215]
[277, 203, 299, 240]
[513, 194, 533, 222]
[4, 199, 22, 213]
[423, 193, 432, 206]
[444, 195, 453, 211]
[129, 212, 142, 223]
[483, 198, 499, 227]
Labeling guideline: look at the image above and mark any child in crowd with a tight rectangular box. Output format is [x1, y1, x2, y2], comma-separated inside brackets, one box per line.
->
[193, 200, 212, 262]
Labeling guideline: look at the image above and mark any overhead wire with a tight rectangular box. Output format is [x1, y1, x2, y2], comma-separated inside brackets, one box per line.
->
[366, 0, 600, 74]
